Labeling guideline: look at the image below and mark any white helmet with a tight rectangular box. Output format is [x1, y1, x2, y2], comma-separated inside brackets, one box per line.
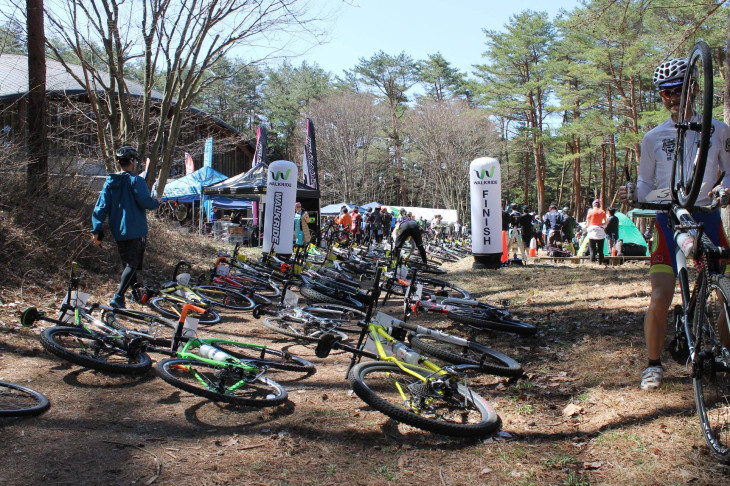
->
[653, 58, 690, 89]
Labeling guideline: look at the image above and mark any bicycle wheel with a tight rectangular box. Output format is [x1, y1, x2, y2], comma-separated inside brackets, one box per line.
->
[300, 285, 367, 311]
[409, 334, 523, 377]
[418, 277, 470, 299]
[263, 316, 349, 343]
[40, 326, 152, 375]
[102, 309, 176, 346]
[156, 358, 287, 407]
[210, 341, 315, 373]
[672, 40, 713, 208]
[349, 361, 500, 437]
[0, 381, 50, 417]
[263, 304, 364, 343]
[149, 296, 221, 325]
[692, 274, 730, 463]
[447, 307, 537, 336]
[227, 274, 281, 297]
[195, 285, 256, 310]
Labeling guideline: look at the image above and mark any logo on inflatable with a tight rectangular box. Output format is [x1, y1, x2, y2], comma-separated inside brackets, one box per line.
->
[271, 169, 292, 181]
[474, 166, 496, 179]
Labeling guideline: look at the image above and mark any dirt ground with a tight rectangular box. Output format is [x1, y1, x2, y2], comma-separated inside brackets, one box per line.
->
[2, 253, 730, 485]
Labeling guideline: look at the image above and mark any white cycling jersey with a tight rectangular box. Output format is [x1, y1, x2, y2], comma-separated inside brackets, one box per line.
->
[637, 116, 730, 205]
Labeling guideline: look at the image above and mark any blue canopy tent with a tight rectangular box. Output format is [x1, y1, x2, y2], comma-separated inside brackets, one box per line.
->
[161, 166, 227, 202]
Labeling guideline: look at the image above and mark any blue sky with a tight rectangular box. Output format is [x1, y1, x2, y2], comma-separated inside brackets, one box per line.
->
[282, 0, 581, 78]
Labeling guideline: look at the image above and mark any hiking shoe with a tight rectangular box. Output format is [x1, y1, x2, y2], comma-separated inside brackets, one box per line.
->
[109, 294, 126, 309]
[640, 366, 664, 390]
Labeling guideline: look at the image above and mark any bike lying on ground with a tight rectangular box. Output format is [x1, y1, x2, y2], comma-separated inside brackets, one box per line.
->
[314, 268, 512, 437]
[22, 263, 313, 407]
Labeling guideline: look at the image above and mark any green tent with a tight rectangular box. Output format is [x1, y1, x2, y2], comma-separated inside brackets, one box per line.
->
[578, 211, 648, 256]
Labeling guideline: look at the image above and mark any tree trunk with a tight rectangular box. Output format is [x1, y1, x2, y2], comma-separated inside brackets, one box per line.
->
[26, 0, 48, 196]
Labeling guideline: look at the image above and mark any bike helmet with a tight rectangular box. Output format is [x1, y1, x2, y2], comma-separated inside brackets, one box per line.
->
[653, 58, 691, 89]
[115, 145, 139, 161]
[563, 206, 570, 212]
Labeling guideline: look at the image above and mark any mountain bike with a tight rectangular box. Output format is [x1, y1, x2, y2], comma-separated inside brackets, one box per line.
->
[148, 261, 258, 324]
[314, 268, 508, 437]
[0, 381, 50, 417]
[628, 40, 730, 464]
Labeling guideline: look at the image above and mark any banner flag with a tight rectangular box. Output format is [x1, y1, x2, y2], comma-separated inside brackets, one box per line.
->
[253, 126, 268, 166]
[185, 152, 195, 174]
[302, 118, 319, 190]
[203, 137, 213, 167]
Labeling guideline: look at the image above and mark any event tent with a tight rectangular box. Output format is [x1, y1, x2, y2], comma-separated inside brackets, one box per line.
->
[358, 202, 458, 222]
[320, 202, 367, 215]
[204, 161, 319, 199]
[159, 166, 227, 202]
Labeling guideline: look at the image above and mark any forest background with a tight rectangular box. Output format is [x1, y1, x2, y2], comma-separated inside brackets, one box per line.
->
[4, 0, 730, 223]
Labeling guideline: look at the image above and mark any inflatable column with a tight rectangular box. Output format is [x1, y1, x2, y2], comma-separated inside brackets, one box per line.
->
[262, 160, 298, 255]
[470, 157, 503, 269]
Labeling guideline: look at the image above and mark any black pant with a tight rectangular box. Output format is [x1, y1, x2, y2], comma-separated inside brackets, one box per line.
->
[588, 238, 604, 264]
[394, 222, 427, 263]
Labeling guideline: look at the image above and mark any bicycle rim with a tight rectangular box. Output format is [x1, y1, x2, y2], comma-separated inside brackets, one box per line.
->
[672, 40, 713, 208]
[195, 285, 256, 310]
[156, 358, 287, 407]
[693, 275, 730, 463]
[0, 381, 50, 417]
[349, 361, 499, 437]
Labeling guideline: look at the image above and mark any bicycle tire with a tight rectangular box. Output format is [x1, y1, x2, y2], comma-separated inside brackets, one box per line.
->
[418, 277, 470, 300]
[349, 361, 500, 437]
[447, 307, 537, 336]
[40, 326, 152, 375]
[263, 317, 349, 343]
[0, 381, 50, 417]
[692, 274, 730, 463]
[102, 309, 176, 346]
[149, 296, 221, 324]
[672, 40, 713, 208]
[156, 358, 287, 407]
[409, 334, 522, 377]
[263, 304, 365, 342]
[226, 274, 281, 298]
[194, 285, 257, 310]
[210, 341, 315, 373]
[300, 285, 367, 311]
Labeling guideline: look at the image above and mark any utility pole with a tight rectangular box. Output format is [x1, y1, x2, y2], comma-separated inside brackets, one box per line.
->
[26, 0, 48, 195]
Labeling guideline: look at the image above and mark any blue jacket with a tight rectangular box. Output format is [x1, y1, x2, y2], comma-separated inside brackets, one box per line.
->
[91, 171, 159, 241]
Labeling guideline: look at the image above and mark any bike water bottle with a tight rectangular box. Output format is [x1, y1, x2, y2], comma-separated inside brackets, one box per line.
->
[198, 343, 232, 363]
[675, 232, 695, 258]
[392, 341, 421, 365]
[178, 317, 199, 351]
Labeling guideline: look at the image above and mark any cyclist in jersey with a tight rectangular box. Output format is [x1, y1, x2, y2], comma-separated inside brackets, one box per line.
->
[620, 57, 730, 390]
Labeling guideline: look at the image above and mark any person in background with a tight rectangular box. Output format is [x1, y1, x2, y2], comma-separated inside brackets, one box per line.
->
[350, 206, 363, 245]
[544, 203, 565, 247]
[294, 201, 311, 248]
[605, 207, 619, 253]
[585, 199, 607, 264]
[393, 214, 428, 264]
[335, 206, 352, 236]
[91, 146, 160, 308]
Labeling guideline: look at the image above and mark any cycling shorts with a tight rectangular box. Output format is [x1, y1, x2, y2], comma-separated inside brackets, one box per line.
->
[116, 237, 147, 270]
[650, 211, 727, 276]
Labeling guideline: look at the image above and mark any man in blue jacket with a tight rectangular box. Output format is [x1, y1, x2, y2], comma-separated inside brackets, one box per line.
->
[91, 146, 160, 308]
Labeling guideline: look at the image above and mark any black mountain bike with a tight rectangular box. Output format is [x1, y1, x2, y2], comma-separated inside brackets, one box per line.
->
[630, 40, 730, 464]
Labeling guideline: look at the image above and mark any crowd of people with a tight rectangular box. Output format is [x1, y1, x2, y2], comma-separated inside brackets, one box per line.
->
[501, 201, 626, 263]
[324, 205, 469, 247]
